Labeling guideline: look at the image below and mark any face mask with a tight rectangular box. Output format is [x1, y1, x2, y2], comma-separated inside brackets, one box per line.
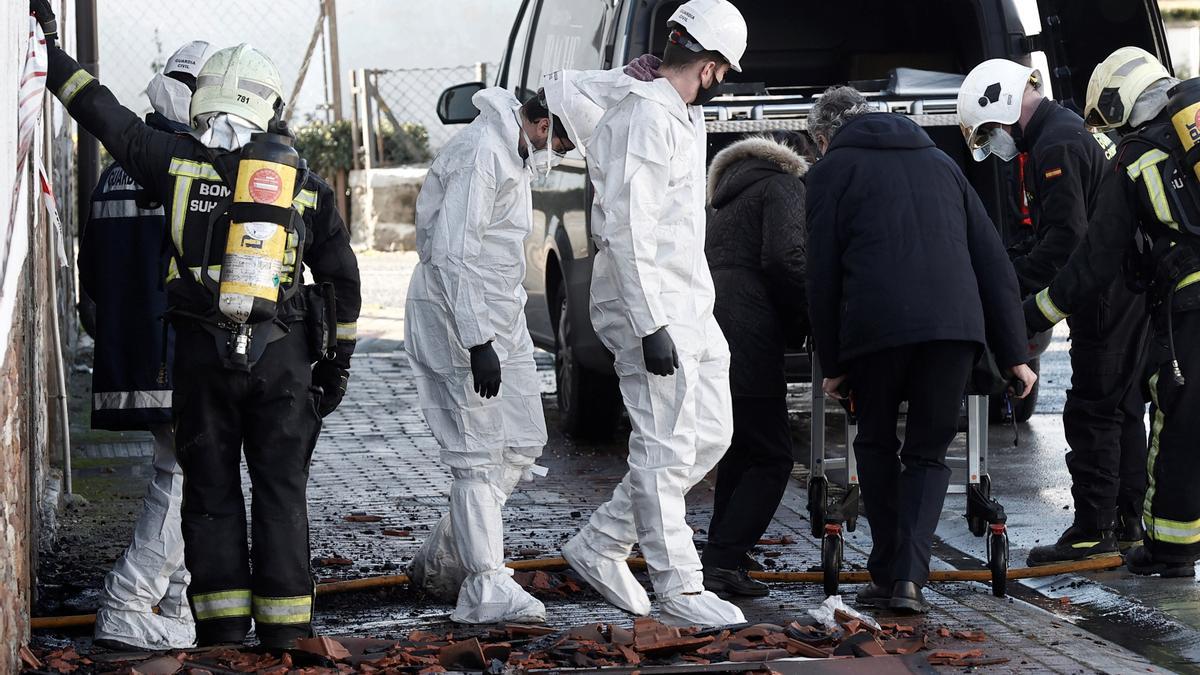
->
[522, 114, 562, 179]
[693, 65, 725, 106]
[984, 127, 1019, 162]
[146, 73, 193, 125]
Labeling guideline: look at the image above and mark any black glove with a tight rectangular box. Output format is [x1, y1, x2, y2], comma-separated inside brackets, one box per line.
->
[642, 327, 680, 376]
[29, 0, 58, 48]
[470, 342, 502, 398]
[312, 360, 349, 417]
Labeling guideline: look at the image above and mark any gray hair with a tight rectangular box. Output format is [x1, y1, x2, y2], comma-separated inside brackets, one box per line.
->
[809, 86, 873, 144]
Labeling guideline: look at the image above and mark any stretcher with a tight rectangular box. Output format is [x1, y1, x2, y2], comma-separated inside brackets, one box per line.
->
[806, 351, 1010, 598]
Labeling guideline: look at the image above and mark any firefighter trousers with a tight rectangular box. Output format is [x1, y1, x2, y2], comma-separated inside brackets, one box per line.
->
[173, 322, 322, 648]
[1144, 309, 1200, 563]
[1063, 282, 1149, 531]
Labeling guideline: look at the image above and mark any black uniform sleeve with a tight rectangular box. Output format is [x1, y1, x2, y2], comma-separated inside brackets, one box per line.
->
[963, 176, 1028, 369]
[303, 176, 361, 369]
[1023, 160, 1137, 334]
[1010, 144, 1089, 295]
[45, 46, 180, 201]
[805, 163, 846, 378]
[761, 176, 809, 340]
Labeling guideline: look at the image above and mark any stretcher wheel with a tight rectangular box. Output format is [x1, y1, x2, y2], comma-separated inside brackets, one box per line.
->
[822, 531, 842, 597]
[808, 477, 828, 540]
[988, 529, 1008, 598]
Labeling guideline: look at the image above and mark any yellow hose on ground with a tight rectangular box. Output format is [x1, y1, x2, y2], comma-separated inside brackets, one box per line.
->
[29, 555, 1124, 630]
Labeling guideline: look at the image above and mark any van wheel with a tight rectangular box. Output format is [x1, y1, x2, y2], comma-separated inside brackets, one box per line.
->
[989, 358, 1039, 424]
[554, 284, 622, 440]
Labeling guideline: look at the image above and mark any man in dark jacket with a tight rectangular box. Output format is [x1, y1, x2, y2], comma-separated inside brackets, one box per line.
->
[33, 0, 361, 649]
[806, 86, 1036, 614]
[958, 59, 1148, 564]
[702, 130, 812, 597]
[80, 40, 210, 652]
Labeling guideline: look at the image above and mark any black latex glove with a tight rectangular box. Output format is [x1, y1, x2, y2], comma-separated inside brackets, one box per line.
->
[312, 360, 349, 417]
[29, 0, 57, 48]
[642, 327, 680, 376]
[470, 342, 502, 398]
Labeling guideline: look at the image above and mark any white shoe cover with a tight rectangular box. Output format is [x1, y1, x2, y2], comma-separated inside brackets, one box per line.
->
[409, 515, 468, 602]
[658, 591, 745, 628]
[562, 532, 651, 616]
[450, 568, 546, 624]
[94, 607, 196, 650]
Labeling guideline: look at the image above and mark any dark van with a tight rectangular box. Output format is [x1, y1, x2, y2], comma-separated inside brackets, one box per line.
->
[438, 0, 1170, 437]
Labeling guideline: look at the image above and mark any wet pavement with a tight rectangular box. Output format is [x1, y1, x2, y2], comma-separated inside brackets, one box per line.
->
[35, 251, 1199, 673]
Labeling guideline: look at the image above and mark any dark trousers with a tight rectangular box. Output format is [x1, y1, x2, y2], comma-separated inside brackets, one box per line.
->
[1144, 309, 1200, 563]
[1064, 282, 1149, 530]
[847, 340, 977, 587]
[174, 324, 321, 648]
[703, 396, 794, 569]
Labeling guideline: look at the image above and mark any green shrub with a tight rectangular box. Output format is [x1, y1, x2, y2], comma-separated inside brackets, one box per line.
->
[293, 118, 432, 174]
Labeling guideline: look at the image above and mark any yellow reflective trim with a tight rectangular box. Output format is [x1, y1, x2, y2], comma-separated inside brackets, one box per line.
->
[192, 589, 251, 621]
[1035, 287, 1069, 324]
[1125, 149, 1170, 180]
[336, 322, 357, 341]
[57, 69, 95, 106]
[166, 258, 179, 283]
[1140, 164, 1178, 229]
[1144, 515, 1200, 545]
[293, 189, 318, 213]
[168, 158, 222, 181]
[252, 594, 313, 625]
[1177, 271, 1200, 292]
[170, 176, 192, 256]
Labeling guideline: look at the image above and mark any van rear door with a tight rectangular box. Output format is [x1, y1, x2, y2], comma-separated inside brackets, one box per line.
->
[1034, 0, 1171, 110]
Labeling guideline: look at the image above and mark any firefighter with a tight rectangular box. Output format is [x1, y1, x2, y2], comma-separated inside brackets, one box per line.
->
[958, 59, 1149, 564]
[1024, 47, 1200, 578]
[32, 3, 362, 647]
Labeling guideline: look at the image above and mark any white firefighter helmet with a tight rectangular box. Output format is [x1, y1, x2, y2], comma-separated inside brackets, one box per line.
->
[1084, 46, 1172, 131]
[541, 70, 605, 157]
[189, 43, 284, 131]
[957, 59, 1039, 161]
[668, 0, 748, 72]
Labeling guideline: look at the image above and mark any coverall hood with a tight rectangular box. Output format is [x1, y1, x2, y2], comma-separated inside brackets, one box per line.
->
[471, 87, 524, 161]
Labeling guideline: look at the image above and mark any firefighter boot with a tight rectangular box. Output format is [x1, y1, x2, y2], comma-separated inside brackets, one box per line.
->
[1117, 513, 1145, 552]
[1026, 525, 1119, 566]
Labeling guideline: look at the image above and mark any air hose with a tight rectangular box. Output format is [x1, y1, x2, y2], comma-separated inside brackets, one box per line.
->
[29, 555, 1124, 630]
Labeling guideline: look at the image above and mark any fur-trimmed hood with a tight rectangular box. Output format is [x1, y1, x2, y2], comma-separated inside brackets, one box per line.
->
[707, 136, 810, 207]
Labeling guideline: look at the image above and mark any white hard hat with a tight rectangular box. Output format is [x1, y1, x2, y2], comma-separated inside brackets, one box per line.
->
[668, 0, 748, 72]
[542, 70, 605, 157]
[189, 43, 284, 131]
[164, 40, 211, 79]
[1084, 46, 1172, 131]
[957, 59, 1039, 161]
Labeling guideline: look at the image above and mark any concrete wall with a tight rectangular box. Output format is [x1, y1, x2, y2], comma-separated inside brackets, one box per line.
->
[349, 167, 428, 252]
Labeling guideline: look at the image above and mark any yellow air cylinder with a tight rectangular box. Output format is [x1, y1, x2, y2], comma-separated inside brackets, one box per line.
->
[218, 132, 299, 324]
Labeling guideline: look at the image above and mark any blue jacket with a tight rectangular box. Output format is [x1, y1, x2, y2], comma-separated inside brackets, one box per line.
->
[806, 113, 1028, 377]
[79, 112, 183, 430]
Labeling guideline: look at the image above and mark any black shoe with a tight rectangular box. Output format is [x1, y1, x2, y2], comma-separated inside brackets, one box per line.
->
[855, 581, 891, 609]
[1125, 546, 1195, 578]
[1117, 515, 1145, 552]
[889, 581, 930, 614]
[704, 566, 769, 597]
[1025, 525, 1118, 566]
[741, 552, 765, 572]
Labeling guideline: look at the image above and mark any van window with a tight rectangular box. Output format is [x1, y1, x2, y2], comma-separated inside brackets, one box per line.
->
[642, 0, 983, 91]
[522, 0, 609, 98]
[503, 0, 536, 95]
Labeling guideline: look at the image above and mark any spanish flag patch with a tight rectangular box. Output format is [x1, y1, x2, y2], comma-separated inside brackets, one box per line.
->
[1044, 167, 1064, 179]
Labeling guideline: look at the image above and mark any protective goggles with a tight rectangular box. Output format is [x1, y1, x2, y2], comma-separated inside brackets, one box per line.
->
[962, 122, 995, 154]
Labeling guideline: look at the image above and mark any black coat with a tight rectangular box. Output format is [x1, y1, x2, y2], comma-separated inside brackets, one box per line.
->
[806, 113, 1027, 378]
[706, 136, 809, 398]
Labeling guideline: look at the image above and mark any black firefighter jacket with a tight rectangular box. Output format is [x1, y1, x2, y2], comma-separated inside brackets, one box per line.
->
[806, 113, 1028, 378]
[47, 46, 361, 369]
[706, 135, 809, 398]
[1008, 98, 1116, 296]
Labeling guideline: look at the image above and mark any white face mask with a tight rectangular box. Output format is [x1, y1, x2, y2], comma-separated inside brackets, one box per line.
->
[521, 114, 563, 180]
[190, 112, 263, 151]
[146, 73, 193, 125]
[983, 127, 1020, 162]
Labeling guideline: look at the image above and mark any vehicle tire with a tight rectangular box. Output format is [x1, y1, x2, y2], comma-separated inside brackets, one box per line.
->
[988, 531, 1008, 598]
[822, 533, 842, 597]
[554, 283, 623, 440]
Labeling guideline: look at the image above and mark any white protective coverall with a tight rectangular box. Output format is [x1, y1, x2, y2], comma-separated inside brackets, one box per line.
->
[95, 43, 211, 650]
[564, 75, 742, 627]
[405, 88, 548, 624]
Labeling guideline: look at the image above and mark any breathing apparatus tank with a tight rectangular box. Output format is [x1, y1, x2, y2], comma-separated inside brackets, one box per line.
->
[218, 131, 299, 325]
[1166, 78, 1200, 232]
